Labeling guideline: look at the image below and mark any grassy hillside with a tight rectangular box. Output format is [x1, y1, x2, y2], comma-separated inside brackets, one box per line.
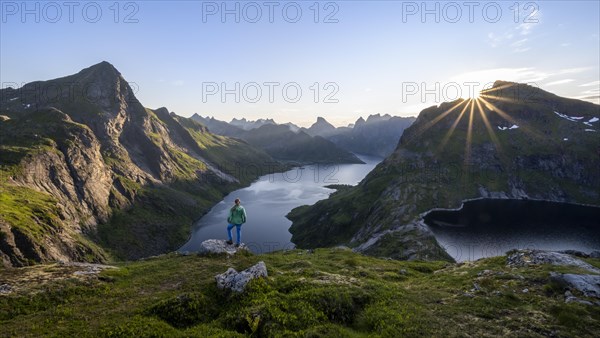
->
[1, 249, 599, 337]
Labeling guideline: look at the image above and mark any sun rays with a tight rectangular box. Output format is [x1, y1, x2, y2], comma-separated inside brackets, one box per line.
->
[407, 83, 546, 171]
[437, 100, 470, 152]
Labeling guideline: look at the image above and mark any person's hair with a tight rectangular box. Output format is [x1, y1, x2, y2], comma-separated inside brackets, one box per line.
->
[231, 198, 241, 212]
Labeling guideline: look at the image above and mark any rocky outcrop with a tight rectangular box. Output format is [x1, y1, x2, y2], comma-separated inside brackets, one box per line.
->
[504, 249, 600, 305]
[507, 249, 600, 274]
[195, 239, 248, 256]
[0, 284, 11, 294]
[215, 261, 268, 293]
[550, 273, 600, 299]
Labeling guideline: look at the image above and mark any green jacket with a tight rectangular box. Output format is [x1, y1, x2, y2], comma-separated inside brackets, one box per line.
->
[227, 206, 247, 225]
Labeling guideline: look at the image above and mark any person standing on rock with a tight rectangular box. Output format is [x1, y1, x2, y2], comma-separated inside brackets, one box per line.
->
[226, 198, 247, 247]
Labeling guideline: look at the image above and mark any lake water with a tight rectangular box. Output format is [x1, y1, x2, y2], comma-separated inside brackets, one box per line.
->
[425, 199, 600, 262]
[179, 155, 382, 253]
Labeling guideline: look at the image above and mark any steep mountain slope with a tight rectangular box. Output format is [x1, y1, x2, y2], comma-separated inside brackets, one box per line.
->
[288, 81, 600, 260]
[0, 62, 276, 267]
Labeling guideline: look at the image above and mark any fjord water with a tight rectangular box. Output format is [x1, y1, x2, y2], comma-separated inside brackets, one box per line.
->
[180, 155, 382, 253]
[425, 199, 600, 262]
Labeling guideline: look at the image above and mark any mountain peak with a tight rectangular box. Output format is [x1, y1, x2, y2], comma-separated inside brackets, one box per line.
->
[306, 117, 336, 137]
[366, 114, 392, 123]
[77, 61, 121, 78]
[491, 80, 516, 88]
[64, 62, 128, 101]
[311, 117, 334, 127]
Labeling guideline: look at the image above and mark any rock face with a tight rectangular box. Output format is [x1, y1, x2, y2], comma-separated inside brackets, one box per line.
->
[0, 62, 275, 267]
[196, 239, 248, 255]
[215, 261, 268, 293]
[289, 82, 600, 260]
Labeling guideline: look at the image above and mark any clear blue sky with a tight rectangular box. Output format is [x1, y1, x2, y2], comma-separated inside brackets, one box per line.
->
[1, 0, 599, 127]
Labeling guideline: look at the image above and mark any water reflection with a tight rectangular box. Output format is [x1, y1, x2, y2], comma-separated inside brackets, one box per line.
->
[179, 155, 382, 253]
[425, 199, 600, 261]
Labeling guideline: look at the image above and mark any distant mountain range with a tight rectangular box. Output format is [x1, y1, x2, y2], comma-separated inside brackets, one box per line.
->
[288, 81, 600, 260]
[230, 117, 276, 130]
[311, 114, 416, 157]
[0, 62, 278, 267]
[191, 115, 364, 164]
[193, 114, 416, 158]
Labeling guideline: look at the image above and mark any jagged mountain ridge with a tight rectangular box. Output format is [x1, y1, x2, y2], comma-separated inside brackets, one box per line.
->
[303, 115, 417, 157]
[288, 81, 600, 260]
[191, 114, 363, 164]
[327, 114, 416, 157]
[230, 117, 276, 130]
[241, 124, 364, 164]
[193, 114, 416, 158]
[0, 62, 275, 267]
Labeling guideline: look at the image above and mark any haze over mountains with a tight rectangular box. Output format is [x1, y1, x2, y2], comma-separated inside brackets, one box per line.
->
[193, 113, 416, 158]
[191, 115, 363, 164]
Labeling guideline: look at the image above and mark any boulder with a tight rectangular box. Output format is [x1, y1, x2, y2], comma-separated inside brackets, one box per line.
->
[507, 249, 600, 273]
[0, 284, 12, 294]
[215, 261, 268, 293]
[550, 272, 600, 299]
[197, 239, 248, 256]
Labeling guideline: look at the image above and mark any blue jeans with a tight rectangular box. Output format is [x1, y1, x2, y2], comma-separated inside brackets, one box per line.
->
[227, 223, 242, 244]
